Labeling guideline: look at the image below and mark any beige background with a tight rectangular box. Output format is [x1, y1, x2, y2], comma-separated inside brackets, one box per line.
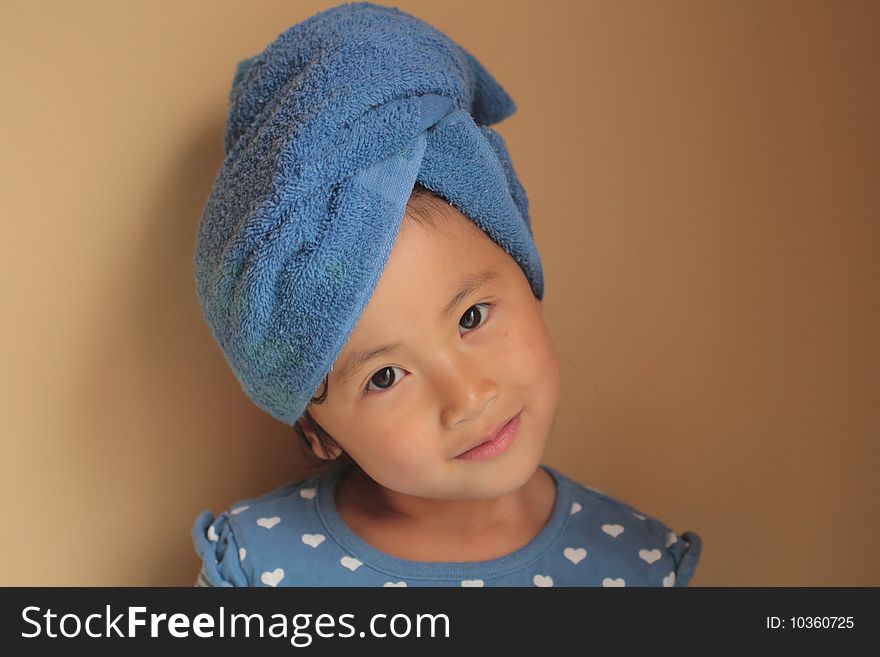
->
[1, 0, 877, 586]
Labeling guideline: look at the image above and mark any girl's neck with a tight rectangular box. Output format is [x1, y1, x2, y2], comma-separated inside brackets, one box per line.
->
[334, 465, 557, 562]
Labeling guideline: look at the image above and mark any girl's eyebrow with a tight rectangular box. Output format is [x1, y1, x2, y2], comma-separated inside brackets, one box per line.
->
[334, 268, 499, 386]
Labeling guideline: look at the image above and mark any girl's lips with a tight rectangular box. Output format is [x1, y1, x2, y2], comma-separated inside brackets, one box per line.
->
[455, 411, 522, 461]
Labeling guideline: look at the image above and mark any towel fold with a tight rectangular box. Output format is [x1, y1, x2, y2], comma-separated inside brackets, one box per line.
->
[194, 1, 544, 425]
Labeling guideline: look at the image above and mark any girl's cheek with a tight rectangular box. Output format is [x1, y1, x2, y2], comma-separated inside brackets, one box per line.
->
[370, 423, 425, 459]
[518, 314, 560, 390]
[511, 318, 546, 366]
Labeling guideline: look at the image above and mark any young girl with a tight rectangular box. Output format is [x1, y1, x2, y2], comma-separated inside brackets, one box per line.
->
[192, 2, 701, 587]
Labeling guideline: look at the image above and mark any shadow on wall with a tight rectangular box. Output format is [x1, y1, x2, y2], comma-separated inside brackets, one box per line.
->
[73, 110, 314, 585]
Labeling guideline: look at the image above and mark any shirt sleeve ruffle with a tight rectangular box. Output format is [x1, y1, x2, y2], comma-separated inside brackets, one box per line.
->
[192, 510, 249, 587]
[667, 530, 702, 587]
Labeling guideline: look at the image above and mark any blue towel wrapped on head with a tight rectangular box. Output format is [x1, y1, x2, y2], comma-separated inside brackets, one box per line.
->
[194, 1, 544, 425]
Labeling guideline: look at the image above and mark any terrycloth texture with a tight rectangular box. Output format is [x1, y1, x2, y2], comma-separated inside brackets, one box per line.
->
[194, 1, 544, 425]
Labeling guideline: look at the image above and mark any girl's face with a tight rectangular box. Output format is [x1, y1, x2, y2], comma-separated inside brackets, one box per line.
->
[306, 206, 560, 502]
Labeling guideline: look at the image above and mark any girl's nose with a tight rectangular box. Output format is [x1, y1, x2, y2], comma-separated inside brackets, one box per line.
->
[436, 358, 499, 429]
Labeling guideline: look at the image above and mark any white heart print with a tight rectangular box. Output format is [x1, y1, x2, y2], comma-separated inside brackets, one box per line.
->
[383, 581, 407, 587]
[570, 502, 582, 515]
[666, 531, 678, 547]
[256, 516, 281, 529]
[602, 524, 625, 538]
[639, 549, 662, 564]
[461, 580, 484, 587]
[301, 533, 326, 548]
[300, 487, 317, 500]
[663, 571, 676, 587]
[261, 568, 284, 587]
[207, 524, 219, 542]
[563, 547, 587, 564]
[239, 548, 246, 561]
[602, 577, 626, 587]
[230, 505, 250, 515]
[532, 575, 554, 587]
[340, 556, 363, 572]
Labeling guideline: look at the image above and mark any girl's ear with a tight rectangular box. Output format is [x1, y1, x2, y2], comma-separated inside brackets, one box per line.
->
[297, 417, 343, 460]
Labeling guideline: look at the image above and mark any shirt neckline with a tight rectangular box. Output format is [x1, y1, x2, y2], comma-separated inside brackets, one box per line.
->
[315, 464, 571, 580]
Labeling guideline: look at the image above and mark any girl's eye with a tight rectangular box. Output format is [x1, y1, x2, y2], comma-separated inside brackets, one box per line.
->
[459, 302, 492, 333]
[365, 366, 405, 393]
[364, 303, 494, 394]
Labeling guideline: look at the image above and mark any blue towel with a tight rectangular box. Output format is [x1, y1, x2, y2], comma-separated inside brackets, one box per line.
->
[194, 1, 544, 425]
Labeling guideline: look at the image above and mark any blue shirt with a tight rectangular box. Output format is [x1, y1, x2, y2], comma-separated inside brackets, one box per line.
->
[193, 464, 702, 587]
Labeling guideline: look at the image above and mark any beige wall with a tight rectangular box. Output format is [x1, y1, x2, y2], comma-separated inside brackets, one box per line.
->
[1, 0, 877, 586]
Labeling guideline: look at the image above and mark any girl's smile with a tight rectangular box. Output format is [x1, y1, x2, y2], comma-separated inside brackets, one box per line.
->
[454, 410, 523, 460]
